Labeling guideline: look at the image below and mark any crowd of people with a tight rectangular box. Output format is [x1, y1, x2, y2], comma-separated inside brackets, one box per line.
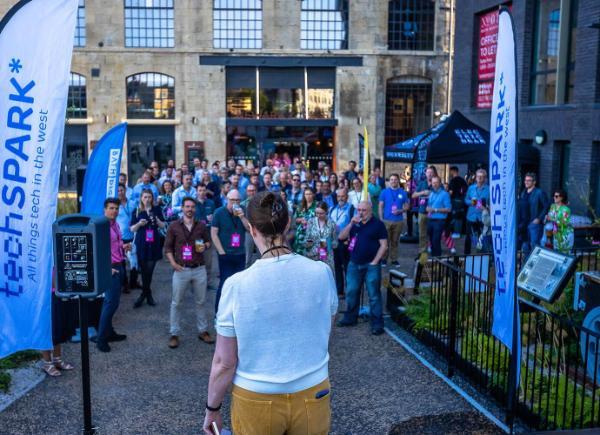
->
[42, 154, 575, 433]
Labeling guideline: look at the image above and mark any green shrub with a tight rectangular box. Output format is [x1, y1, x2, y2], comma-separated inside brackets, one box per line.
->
[0, 370, 10, 393]
[0, 350, 40, 370]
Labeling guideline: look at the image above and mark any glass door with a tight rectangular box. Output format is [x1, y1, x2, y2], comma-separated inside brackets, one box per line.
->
[127, 125, 175, 183]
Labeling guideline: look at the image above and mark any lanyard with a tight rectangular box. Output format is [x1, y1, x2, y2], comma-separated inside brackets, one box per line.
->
[228, 210, 240, 231]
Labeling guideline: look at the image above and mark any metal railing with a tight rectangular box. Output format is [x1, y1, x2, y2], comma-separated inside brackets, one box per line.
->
[396, 247, 600, 430]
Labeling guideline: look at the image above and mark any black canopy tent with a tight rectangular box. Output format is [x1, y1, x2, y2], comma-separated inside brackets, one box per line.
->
[384, 110, 539, 166]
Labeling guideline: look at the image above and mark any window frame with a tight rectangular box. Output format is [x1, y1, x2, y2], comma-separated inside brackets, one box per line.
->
[126, 72, 176, 120]
[213, 0, 263, 49]
[124, 0, 175, 49]
[301, 0, 349, 50]
[74, 0, 86, 48]
[387, 0, 436, 52]
[67, 72, 87, 120]
[384, 77, 433, 146]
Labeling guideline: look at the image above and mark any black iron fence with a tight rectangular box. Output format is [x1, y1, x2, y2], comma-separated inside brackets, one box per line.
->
[394, 247, 600, 430]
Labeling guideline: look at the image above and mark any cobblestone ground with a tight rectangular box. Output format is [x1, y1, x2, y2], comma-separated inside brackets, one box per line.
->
[0, 238, 500, 434]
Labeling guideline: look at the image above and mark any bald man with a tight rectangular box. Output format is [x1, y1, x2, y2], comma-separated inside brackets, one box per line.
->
[338, 201, 388, 335]
[211, 189, 250, 313]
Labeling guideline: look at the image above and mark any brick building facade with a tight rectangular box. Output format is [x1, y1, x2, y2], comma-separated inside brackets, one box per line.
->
[0, 0, 452, 189]
[452, 0, 600, 215]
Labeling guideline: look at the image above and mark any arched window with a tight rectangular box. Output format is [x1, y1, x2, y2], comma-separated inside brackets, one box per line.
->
[126, 72, 175, 119]
[124, 0, 174, 48]
[388, 0, 435, 51]
[301, 0, 348, 50]
[385, 76, 432, 145]
[67, 73, 87, 119]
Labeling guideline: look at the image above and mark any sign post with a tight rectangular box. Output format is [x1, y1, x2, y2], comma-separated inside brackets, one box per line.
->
[489, 7, 520, 430]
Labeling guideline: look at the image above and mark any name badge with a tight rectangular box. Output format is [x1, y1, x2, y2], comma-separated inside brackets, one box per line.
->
[318, 247, 327, 261]
[348, 236, 357, 252]
[419, 198, 427, 206]
[391, 205, 398, 214]
[182, 244, 193, 261]
[231, 233, 241, 248]
[145, 229, 155, 243]
[166, 207, 173, 217]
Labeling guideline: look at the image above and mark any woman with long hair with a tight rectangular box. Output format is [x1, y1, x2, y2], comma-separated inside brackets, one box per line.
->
[158, 179, 176, 223]
[130, 189, 166, 308]
[203, 191, 338, 435]
[545, 188, 574, 253]
[292, 187, 317, 255]
[305, 201, 338, 271]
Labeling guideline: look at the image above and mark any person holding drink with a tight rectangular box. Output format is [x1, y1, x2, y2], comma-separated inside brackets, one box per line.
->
[130, 189, 166, 308]
[292, 187, 317, 255]
[211, 190, 249, 313]
[305, 201, 338, 271]
[164, 197, 214, 349]
[464, 169, 490, 254]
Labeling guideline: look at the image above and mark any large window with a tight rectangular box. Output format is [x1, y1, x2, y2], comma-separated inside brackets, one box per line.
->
[226, 67, 335, 120]
[301, 0, 348, 50]
[388, 0, 435, 51]
[213, 0, 263, 49]
[126, 73, 175, 119]
[124, 0, 174, 48]
[530, 0, 578, 105]
[67, 73, 87, 119]
[385, 78, 432, 145]
[74, 0, 86, 47]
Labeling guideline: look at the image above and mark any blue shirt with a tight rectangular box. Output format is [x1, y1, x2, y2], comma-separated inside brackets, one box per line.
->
[117, 199, 136, 241]
[171, 186, 196, 215]
[379, 187, 409, 222]
[348, 217, 388, 265]
[427, 187, 451, 220]
[465, 184, 490, 222]
[329, 202, 353, 233]
[416, 180, 431, 214]
[132, 182, 159, 206]
[195, 198, 216, 226]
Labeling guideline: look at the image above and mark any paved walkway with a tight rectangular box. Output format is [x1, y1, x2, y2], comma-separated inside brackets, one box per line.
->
[0, 240, 498, 434]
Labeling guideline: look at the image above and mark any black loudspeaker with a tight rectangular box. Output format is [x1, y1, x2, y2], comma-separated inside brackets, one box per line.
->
[76, 165, 87, 213]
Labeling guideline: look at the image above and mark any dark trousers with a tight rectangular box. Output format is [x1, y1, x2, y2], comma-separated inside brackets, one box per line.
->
[97, 264, 124, 343]
[333, 243, 350, 295]
[427, 219, 446, 257]
[139, 258, 157, 295]
[216, 254, 246, 313]
[464, 220, 482, 255]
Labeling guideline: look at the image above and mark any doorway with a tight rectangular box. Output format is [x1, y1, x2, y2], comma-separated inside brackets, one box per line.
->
[127, 125, 175, 183]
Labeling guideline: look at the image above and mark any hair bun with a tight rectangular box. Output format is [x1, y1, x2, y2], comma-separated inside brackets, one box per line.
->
[259, 192, 276, 208]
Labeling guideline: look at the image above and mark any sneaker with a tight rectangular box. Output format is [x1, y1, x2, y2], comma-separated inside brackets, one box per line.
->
[146, 294, 156, 306]
[391, 260, 400, 267]
[168, 336, 179, 349]
[371, 328, 384, 336]
[451, 233, 461, 239]
[450, 248, 457, 254]
[198, 331, 215, 344]
[96, 341, 111, 353]
[381, 260, 387, 268]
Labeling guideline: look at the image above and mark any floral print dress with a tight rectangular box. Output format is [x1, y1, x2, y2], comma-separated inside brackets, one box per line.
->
[305, 217, 338, 271]
[292, 203, 316, 255]
[546, 204, 574, 253]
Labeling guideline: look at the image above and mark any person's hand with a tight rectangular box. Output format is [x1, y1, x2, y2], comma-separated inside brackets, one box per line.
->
[203, 410, 222, 434]
[392, 208, 401, 216]
[426, 206, 432, 213]
[111, 268, 118, 275]
[422, 190, 430, 196]
[218, 250, 226, 256]
[123, 243, 132, 253]
[139, 219, 148, 227]
[351, 215, 361, 225]
[369, 261, 379, 266]
[172, 263, 184, 272]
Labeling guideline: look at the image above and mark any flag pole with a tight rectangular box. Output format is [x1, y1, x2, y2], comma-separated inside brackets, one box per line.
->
[362, 127, 369, 198]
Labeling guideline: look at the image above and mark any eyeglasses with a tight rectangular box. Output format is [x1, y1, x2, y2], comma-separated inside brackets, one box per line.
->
[229, 198, 241, 203]
[293, 178, 300, 182]
[357, 209, 368, 212]
[554, 194, 561, 198]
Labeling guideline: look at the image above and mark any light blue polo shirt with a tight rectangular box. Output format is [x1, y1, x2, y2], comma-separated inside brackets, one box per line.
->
[427, 187, 451, 220]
